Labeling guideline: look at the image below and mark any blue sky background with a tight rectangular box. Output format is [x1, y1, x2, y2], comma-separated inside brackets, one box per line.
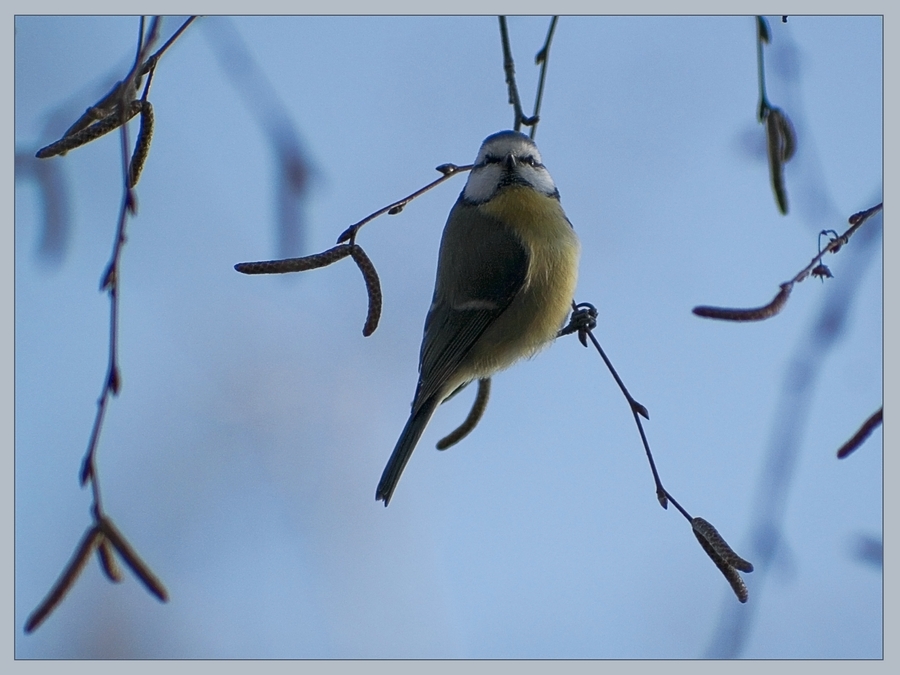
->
[14, 15, 883, 658]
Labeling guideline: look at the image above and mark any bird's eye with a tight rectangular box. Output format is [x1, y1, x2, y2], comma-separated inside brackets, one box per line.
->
[522, 155, 539, 167]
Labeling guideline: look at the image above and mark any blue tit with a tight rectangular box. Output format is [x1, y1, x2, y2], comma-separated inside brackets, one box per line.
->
[376, 130, 581, 505]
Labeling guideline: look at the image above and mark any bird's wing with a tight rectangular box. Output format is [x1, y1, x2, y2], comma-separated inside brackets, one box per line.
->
[413, 201, 529, 409]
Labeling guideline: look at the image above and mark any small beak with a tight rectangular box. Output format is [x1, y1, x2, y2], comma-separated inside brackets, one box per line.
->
[504, 154, 517, 171]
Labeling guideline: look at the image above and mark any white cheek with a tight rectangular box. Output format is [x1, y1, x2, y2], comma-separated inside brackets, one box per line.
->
[520, 166, 557, 195]
[462, 165, 503, 203]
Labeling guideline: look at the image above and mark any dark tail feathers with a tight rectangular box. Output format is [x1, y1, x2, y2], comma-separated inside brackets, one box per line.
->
[376, 397, 440, 506]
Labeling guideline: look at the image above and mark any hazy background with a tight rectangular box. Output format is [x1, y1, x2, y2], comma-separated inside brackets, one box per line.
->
[15, 15, 882, 658]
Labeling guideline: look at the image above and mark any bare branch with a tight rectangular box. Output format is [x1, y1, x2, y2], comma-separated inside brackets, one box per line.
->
[837, 407, 883, 459]
[35, 16, 194, 162]
[529, 16, 559, 140]
[336, 163, 472, 245]
[26, 16, 194, 632]
[499, 17, 527, 132]
[558, 302, 754, 602]
[692, 203, 882, 322]
[139, 16, 197, 77]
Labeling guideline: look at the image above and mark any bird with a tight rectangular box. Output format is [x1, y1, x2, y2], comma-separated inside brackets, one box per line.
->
[376, 130, 581, 506]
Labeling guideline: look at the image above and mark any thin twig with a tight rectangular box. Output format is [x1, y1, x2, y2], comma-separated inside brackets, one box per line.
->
[437, 378, 491, 450]
[837, 407, 883, 459]
[559, 302, 753, 600]
[35, 16, 194, 162]
[336, 163, 471, 244]
[756, 16, 771, 122]
[237, 162, 473, 339]
[692, 203, 882, 321]
[498, 17, 538, 132]
[139, 16, 197, 77]
[27, 15, 193, 633]
[529, 16, 558, 140]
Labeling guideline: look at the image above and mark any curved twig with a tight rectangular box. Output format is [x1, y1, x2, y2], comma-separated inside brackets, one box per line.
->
[692, 203, 882, 322]
[437, 378, 491, 450]
[693, 283, 792, 322]
[349, 245, 382, 337]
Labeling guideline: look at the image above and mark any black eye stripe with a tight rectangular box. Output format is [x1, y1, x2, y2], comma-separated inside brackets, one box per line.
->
[477, 155, 543, 169]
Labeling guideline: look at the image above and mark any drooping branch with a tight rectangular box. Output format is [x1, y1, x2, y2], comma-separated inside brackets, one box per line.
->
[755, 16, 796, 215]
[236, 163, 473, 337]
[436, 379, 492, 450]
[558, 302, 753, 602]
[26, 16, 193, 634]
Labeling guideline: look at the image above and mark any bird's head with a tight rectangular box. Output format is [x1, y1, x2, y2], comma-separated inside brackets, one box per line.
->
[462, 130, 559, 204]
